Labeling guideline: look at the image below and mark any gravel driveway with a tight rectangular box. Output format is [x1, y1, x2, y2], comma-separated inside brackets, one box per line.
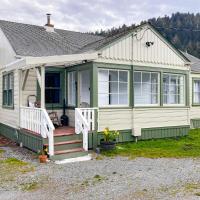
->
[1, 144, 200, 200]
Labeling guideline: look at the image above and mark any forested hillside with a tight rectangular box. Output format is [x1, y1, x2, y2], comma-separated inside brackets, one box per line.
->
[93, 13, 200, 58]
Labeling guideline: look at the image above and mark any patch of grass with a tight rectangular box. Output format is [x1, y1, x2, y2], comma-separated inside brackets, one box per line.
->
[102, 129, 200, 158]
[20, 181, 39, 191]
[195, 192, 200, 196]
[0, 157, 34, 186]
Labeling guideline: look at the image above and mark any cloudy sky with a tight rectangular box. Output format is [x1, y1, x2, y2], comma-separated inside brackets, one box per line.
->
[0, 0, 199, 32]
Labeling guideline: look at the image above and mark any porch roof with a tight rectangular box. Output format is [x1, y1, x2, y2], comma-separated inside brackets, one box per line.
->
[3, 52, 98, 72]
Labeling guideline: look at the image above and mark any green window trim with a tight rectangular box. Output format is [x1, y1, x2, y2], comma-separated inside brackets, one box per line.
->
[2, 72, 14, 109]
[192, 78, 200, 106]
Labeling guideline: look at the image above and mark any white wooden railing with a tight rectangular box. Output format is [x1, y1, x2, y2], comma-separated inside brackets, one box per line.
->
[75, 108, 98, 151]
[20, 106, 55, 156]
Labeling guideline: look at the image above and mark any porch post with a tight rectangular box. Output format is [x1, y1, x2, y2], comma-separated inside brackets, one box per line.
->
[41, 66, 45, 109]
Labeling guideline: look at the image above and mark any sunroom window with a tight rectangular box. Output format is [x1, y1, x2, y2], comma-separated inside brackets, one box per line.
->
[193, 80, 200, 104]
[98, 69, 129, 106]
[68, 71, 76, 106]
[134, 71, 159, 106]
[3, 72, 14, 107]
[163, 73, 185, 105]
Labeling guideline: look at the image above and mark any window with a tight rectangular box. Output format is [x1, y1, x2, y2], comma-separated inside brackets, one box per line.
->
[98, 69, 129, 106]
[193, 80, 200, 104]
[3, 72, 14, 107]
[134, 71, 159, 106]
[163, 73, 185, 105]
[45, 72, 61, 104]
[68, 71, 76, 106]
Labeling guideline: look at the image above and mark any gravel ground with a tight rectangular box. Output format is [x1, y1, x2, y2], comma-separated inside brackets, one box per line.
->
[1, 145, 200, 200]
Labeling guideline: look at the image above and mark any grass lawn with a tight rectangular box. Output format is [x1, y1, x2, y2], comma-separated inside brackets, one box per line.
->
[101, 129, 200, 159]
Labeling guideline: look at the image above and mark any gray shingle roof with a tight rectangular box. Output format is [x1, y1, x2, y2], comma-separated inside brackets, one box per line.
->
[0, 20, 103, 57]
[182, 52, 200, 73]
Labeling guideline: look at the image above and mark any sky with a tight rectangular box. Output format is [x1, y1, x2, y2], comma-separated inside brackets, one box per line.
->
[0, 0, 199, 32]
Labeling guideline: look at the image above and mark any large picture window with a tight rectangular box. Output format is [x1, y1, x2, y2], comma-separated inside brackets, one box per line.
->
[134, 71, 159, 106]
[193, 80, 200, 104]
[68, 71, 76, 106]
[3, 72, 14, 107]
[163, 73, 185, 105]
[45, 72, 61, 104]
[98, 69, 129, 106]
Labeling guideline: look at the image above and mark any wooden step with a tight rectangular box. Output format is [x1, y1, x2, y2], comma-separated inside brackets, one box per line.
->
[44, 140, 83, 151]
[54, 148, 84, 155]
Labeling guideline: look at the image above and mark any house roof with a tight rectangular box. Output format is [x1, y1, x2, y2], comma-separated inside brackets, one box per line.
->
[182, 52, 200, 73]
[0, 20, 190, 64]
[0, 20, 103, 57]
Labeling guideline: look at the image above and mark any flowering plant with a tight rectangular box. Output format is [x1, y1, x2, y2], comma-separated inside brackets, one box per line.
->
[102, 127, 119, 142]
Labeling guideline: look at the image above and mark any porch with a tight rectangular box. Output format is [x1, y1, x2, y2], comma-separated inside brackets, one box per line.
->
[5, 53, 99, 160]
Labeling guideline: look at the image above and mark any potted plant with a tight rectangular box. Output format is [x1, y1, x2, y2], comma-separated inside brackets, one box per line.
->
[100, 127, 119, 150]
[38, 146, 48, 163]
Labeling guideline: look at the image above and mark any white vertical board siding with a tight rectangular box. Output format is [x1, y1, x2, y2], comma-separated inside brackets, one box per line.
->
[0, 69, 19, 128]
[22, 69, 37, 106]
[190, 73, 200, 120]
[0, 28, 16, 67]
[98, 109, 132, 131]
[99, 25, 186, 68]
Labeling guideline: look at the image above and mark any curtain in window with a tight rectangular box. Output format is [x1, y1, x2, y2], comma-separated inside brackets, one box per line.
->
[68, 71, 76, 106]
[194, 80, 200, 104]
[98, 69, 128, 106]
[163, 74, 185, 105]
[134, 71, 159, 106]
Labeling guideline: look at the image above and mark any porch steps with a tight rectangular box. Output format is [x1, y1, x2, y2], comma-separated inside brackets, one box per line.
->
[44, 127, 88, 161]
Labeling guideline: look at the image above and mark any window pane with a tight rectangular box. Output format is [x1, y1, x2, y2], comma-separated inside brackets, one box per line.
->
[109, 71, 118, 81]
[119, 83, 128, 94]
[119, 94, 128, 104]
[134, 72, 141, 82]
[151, 73, 158, 84]
[109, 94, 118, 105]
[45, 73, 60, 87]
[98, 70, 108, 82]
[119, 71, 128, 82]
[45, 89, 60, 104]
[142, 72, 150, 83]
[3, 91, 7, 105]
[110, 82, 118, 93]
[8, 90, 13, 106]
[134, 83, 142, 96]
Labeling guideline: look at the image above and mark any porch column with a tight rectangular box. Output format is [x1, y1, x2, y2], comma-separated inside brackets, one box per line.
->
[41, 66, 45, 109]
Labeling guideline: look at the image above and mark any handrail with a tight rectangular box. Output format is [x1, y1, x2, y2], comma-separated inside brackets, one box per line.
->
[75, 107, 98, 151]
[20, 106, 55, 156]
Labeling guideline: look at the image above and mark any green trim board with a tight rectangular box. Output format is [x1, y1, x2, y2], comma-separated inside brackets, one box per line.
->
[191, 119, 200, 129]
[139, 125, 190, 140]
[18, 130, 43, 152]
[0, 123, 18, 141]
[88, 125, 190, 149]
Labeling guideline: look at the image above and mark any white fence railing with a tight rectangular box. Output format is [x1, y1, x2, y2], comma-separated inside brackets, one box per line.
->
[20, 106, 55, 156]
[75, 108, 98, 151]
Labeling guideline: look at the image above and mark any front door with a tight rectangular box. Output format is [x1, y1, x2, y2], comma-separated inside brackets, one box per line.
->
[79, 70, 90, 107]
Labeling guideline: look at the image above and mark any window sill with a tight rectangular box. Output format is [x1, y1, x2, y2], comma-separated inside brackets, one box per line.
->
[2, 105, 14, 110]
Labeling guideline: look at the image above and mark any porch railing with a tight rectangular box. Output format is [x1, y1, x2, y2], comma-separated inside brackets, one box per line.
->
[20, 106, 55, 156]
[75, 108, 98, 151]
